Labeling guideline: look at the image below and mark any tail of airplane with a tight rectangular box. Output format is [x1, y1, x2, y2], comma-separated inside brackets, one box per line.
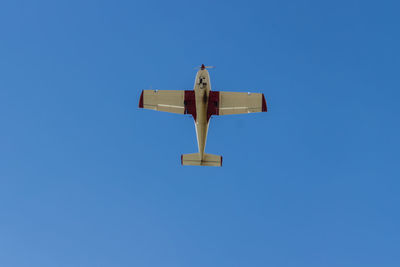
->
[181, 153, 222, 167]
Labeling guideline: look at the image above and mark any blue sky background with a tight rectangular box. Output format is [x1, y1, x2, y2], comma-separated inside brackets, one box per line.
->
[1, 0, 399, 266]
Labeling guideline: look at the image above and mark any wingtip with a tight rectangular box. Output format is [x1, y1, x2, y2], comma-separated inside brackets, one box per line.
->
[139, 90, 144, 108]
[262, 94, 267, 112]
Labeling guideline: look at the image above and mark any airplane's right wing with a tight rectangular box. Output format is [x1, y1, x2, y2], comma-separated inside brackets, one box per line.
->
[139, 90, 185, 114]
[139, 90, 196, 119]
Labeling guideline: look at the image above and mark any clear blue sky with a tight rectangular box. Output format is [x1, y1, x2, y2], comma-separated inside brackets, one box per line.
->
[1, 0, 399, 266]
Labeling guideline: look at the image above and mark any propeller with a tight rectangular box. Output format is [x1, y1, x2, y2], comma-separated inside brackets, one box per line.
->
[194, 64, 216, 70]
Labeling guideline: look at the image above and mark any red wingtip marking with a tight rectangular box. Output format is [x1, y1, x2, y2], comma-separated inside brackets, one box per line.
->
[181, 155, 183, 165]
[221, 156, 223, 166]
[139, 91, 144, 108]
[262, 94, 267, 112]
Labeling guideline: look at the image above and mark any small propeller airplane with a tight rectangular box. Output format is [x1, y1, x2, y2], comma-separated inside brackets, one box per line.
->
[139, 64, 267, 167]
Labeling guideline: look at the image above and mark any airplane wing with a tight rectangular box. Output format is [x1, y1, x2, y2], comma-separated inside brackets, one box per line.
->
[138, 90, 185, 114]
[209, 91, 267, 116]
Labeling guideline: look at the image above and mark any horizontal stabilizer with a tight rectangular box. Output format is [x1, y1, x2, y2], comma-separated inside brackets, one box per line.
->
[181, 153, 222, 167]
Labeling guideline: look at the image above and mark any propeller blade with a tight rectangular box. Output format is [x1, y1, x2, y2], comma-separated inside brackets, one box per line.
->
[194, 65, 216, 69]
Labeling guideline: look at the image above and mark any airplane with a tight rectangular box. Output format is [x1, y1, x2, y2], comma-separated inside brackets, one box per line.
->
[139, 64, 267, 167]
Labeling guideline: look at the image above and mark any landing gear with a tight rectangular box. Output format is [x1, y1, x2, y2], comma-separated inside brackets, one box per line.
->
[198, 76, 207, 89]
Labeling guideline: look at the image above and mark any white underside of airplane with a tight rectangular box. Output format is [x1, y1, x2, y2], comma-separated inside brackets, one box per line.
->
[139, 64, 267, 166]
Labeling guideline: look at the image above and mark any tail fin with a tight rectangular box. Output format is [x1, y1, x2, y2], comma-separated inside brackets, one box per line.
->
[181, 153, 222, 167]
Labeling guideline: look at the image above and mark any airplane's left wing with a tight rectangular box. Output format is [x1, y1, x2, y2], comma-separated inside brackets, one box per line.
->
[218, 91, 267, 115]
[139, 90, 186, 114]
[207, 91, 267, 119]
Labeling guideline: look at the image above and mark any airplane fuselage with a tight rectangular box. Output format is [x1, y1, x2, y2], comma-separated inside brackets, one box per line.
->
[193, 68, 211, 159]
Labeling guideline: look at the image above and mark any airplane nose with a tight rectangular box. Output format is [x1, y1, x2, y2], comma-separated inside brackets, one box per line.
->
[201, 64, 205, 70]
